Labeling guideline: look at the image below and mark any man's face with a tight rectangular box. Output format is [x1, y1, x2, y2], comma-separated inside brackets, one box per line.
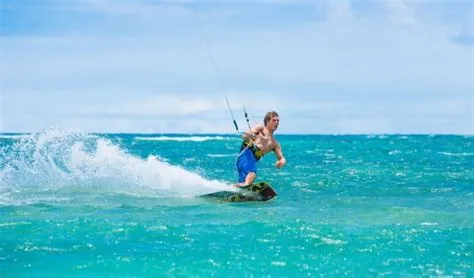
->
[267, 116, 280, 131]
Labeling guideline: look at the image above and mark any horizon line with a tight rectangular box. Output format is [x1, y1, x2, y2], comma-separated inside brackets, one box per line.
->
[0, 131, 472, 137]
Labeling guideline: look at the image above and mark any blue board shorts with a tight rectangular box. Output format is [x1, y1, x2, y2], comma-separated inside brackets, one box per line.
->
[236, 147, 257, 183]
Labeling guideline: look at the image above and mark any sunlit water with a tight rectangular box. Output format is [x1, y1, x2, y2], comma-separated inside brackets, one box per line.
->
[1, 130, 472, 276]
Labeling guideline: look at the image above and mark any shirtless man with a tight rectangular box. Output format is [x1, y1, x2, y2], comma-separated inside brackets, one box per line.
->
[236, 111, 286, 186]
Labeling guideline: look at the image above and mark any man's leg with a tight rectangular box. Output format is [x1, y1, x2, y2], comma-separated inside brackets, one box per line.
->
[236, 148, 257, 187]
[244, 172, 256, 186]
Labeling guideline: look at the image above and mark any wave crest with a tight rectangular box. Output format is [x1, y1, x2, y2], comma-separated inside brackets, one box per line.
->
[0, 129, 231, 205]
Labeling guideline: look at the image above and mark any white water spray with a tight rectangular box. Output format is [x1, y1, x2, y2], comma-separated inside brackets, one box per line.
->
[0, 129, 233, 205]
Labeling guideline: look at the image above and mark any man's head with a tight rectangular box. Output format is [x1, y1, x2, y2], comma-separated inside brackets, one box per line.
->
[264, 111, 280, 131]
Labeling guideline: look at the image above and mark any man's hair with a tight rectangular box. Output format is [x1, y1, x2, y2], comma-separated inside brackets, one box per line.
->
[264, 111, 279, 126]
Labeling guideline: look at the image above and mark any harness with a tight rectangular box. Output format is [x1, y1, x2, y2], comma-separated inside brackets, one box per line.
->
[240, 139, 264, 161]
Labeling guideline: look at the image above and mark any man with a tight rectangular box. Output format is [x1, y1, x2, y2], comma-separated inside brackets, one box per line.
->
[236, 111, 286, 186]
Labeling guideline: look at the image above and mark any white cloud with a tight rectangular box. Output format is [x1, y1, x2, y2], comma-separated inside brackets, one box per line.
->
[327, 0, 354, 22]
[386, 0, 418, 24]
[73, 91, 283, 119]
[0, 95, 3, 131]
[82, 96, 219, 117]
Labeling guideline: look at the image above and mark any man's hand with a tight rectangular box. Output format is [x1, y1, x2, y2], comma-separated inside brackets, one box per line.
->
[275, 157, 286, 168]
[243, 124, 264, 140]
[242, 132, 256, 140]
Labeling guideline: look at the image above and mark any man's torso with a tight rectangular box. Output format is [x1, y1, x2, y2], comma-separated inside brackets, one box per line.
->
[254, 131, 276, 155]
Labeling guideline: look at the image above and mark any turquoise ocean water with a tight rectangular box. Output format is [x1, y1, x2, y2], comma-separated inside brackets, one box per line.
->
[0, 130, 473, 277]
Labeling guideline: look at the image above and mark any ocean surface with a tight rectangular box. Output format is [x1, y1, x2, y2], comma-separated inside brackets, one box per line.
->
[0, 130, 473, 277]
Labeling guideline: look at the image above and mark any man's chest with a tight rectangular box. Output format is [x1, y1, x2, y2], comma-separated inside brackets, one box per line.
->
[256, 137, 275, 151]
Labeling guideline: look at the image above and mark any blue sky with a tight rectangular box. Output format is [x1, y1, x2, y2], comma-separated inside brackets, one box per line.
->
[1, 0, 473, 134]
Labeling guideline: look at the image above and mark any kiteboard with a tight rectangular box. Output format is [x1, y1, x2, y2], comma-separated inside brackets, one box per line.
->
[200, 181, 277, 202]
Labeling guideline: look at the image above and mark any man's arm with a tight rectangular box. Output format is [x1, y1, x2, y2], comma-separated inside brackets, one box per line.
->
[274, 142, 286, 168]
[242, 124, 264, 140]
